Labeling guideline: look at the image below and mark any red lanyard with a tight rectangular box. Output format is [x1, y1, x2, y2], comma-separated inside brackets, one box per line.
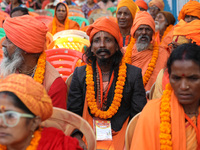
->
[96, 62, 114, 109]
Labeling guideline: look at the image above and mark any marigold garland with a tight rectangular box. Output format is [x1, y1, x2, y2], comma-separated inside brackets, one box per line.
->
[159, 83, 172, 150]
[124, 38, 159, 86]
[33, 51, 46, 84]
[86, 58, 127, 119]
[0, 127, 42, 150]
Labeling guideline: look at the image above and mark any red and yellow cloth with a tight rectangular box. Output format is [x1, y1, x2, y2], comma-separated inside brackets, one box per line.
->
[0, 74, 53, 121]
[178, 0, 200, 21]
[3, 15, 48, 53]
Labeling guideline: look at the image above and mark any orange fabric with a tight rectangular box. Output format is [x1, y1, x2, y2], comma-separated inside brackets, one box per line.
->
[116, 0, 139, 20]
[162, 68, 169, 90]
[28, 11, 40, 17]
[86, 17, 121, 47]
[124, 43, 169, 91]
[0, 36, 5, 49]
[178, 0, 200, 21]
[48, 2, 80, 35]
[185, 116, 198, 150]
[173, 19, 200, 46]
[82, 95, 129, 150]
[131, 11, 155, 37]
[135, 0, 148, 10]
[148, 0, 164, 11]
[3, 15, 48, 53]
[0, 74, 53, 121]
[0, 11, 10, 28]
[130, 91, 200, 149]
[119, 34, 131, 47]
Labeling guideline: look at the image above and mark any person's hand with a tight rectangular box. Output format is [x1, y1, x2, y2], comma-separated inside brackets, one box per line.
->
[73, 133, 87, 150]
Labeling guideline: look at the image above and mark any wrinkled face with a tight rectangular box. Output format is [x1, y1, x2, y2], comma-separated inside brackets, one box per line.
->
[91, 31, 118, 61]
[184, 15, 200, 23]
[56, 4, 67, 22]
[155, 12, 168, 32]
[2, 37, 17, 59]
[0, 94, 33, 146]
[117, 7, 133, 29]
[149, 5, 160, 20]
[170, 60, 200, 106]
[11, 10, 24, 18]
[134, 25, 153, 44]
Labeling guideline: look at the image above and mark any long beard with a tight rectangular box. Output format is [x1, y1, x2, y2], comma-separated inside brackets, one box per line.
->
[136, 35, 150, 52]
[0, 47, 24, 77]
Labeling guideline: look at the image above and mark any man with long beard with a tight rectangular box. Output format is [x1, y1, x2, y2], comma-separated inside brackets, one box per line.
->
[0, 15, 67, 109]
[67, 17, 147, 150]
[124, 11, 169, 91]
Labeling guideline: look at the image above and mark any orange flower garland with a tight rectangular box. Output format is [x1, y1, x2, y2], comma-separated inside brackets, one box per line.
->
[33, 51, 46, 84]
[86, 58, 127, 119]
[0, 127, 42, 150]
[159, 83, 172, 150]
[124, 38, 159, 86]
[160, 25, 173, 45]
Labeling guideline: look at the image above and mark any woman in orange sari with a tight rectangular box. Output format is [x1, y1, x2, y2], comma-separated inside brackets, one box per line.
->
[131, 43, 200, 149]
[48, 2, 80, 35]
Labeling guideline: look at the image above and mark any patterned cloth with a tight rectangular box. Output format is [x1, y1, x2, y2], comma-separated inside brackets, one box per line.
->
[82, 3, 100, 19]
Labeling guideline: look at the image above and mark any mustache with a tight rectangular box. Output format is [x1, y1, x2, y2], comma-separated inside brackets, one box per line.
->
[138, 35, 150, 42]
[96, 48, 111, 55]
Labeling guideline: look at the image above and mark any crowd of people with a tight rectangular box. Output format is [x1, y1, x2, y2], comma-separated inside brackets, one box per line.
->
[0, 0, 200, 149]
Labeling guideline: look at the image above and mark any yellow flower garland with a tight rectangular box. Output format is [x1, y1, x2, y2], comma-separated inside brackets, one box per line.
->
[86, 58, 127, 119]
[0, 127, 42, 150]
[33, 51, 46, 84]
[160, 83, 172, 150]
[124, 38, 159, 86]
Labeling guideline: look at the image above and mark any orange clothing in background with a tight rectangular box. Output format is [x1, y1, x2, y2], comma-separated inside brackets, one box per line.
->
[148, 0, 164, 11]
[130, 91, 200, 150]
[178, 0, 200, 21]
[48, 2, 80, 35]
[128, 44, 169, 91]
[135, 0, 148, 10]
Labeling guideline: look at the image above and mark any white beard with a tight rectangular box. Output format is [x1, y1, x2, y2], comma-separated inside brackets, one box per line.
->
[155, 21, 160, 32]
[136, 35, 150, 52]
[0, 47, 24, 77]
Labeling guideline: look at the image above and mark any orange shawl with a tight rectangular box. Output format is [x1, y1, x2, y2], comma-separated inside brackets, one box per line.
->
[131, 91, 200, 149]
[125, 44, 169, 91]
[48, 2, 80, 35]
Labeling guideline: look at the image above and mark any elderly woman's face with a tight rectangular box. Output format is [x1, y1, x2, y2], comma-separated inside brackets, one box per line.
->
[117, 7, 133, 29]
[0, 94, 34, 146]
[170, 60, 200, 106]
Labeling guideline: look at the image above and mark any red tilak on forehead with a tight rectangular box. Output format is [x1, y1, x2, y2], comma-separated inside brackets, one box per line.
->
[182, 74, 185, 77]
[175, 35, 179, 42]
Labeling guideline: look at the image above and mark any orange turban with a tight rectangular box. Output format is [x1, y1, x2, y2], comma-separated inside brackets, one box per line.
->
[86, 17, 121, 47]
[135, 0, 148, 10]
[117, 0, 139, 20]
[149, 0, 164, 11]
[3, 15, 48, 53]
[178, 0, 200, 21]
[131, 11, 155, 37]
[0, 74, 53, 121]
[173, 19, 200, 46]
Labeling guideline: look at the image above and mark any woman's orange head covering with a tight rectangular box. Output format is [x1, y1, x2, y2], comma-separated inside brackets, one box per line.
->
[3, 15, 48, 53]
[131, 11, 155, 37]
[0, 74, 53, 121]
[178, 0, 200, 21]
[86, 17, 121, 47]
[173, 19, 200, 46]
[117, 0, 139, 21]
[148, 0, 164, 11]
[52, 2, 69, 35]
[135, 0, 148, 10]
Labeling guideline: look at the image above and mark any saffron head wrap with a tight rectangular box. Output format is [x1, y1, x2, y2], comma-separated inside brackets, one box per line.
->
[86, 17, 121, 47]
[0, 74, 53, 121]
[149, 0, 164, 11]
[3, 15, 48, 53]
[135, 0, 148, 10]
[131, 11, 155, 37]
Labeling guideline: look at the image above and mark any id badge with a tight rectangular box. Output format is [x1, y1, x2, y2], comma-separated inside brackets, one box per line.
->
[93, 118, 112, 141]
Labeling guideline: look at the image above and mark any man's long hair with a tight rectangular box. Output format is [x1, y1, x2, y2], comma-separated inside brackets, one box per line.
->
[83, 40, 123, 75]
